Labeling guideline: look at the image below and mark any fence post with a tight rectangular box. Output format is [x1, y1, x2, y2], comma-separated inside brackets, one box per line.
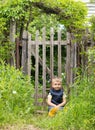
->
[66, 32, 71, 94]
[9, 18, 16, 66]
[27, 32, 32, 76]
[15, 38, 20, 69]
[42, 27, 46, 101]
[22, 30, 28, 74]
[50, 28, 54, 79]
[71, 34, 77, 83]
[58, 29, 62, 78]
[35, 30, 39, 105]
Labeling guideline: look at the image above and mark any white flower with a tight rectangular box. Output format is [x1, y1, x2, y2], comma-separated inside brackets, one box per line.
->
[61, 73, 65, 78]
[61, 73, 64, 76]
[12, 90, 17, 94]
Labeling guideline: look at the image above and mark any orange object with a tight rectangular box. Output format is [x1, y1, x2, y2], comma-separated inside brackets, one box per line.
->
[48, 107, 59, 117]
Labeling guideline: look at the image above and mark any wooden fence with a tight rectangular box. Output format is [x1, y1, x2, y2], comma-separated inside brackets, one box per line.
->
[21, 28, 72, 106]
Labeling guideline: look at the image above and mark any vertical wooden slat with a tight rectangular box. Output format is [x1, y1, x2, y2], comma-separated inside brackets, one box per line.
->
[10, 19, 16, 66]
[27, 32, 32, 76]
[71, 34, 77, 84]
[42, 27, 46, 99]
[22, 30, 28, 74]
[74, 41, 77, 96]
[66, 32, 71, 94]
[74, 40, 77, 82]
[35, 30, 39, 105]
[70, 36, 74, 84]
[58, 29, 62, 78]
[15, 38, 20, 69]
[50, 28, 54, 79]
[81, 40, 85, 69]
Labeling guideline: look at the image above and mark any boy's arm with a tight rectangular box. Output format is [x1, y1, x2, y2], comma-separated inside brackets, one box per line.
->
[47, 94, 57, 107]
[57, 97, 66, 107]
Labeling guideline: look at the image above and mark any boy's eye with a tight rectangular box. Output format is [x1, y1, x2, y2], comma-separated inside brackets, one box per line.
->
[54, 83, 61, 85]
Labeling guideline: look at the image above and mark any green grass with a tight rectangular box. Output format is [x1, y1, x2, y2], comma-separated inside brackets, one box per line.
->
[32, 73, 95, 130]
[0, 61, 95, 130]
[0, 62, 35, 126]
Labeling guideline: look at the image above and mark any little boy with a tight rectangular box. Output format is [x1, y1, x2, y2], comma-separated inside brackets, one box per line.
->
[47, 77, 66, 116]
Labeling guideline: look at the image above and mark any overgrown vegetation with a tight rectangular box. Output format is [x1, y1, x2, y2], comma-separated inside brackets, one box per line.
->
[0, 48, 95, 129]
[0, 61, 34, 125]
[0, 0, 95, 129]
[90, 15, 95, 41]
[32, 63, 95, 130]
[0, 0, 87, 61]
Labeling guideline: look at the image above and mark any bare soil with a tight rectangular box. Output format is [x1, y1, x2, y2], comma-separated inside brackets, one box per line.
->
[0, 125, 40, 130]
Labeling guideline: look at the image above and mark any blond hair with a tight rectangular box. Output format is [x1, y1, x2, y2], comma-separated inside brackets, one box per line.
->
[52, 77, 62, 82]
[51, 77, 62, 84]
[50, 76, 63, 89]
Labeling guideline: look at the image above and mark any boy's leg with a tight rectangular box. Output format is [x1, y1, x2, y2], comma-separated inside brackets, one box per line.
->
[59, 106, 63, 110]
[48, 106, 54, 112]
[48, 106, 63, 111]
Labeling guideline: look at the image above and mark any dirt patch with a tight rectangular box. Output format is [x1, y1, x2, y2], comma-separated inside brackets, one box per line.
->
[0, 125, 40, 130]
[20, 125, 40, 130]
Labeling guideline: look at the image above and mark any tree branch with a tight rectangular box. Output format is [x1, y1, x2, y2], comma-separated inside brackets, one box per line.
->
[32, 2, 61, 14]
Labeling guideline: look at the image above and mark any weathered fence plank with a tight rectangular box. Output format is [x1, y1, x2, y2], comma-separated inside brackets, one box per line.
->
[42, 27, 46, 100]
[66, 32, 71, 94]
[50, 28, 54, 79]
[10, 19, 16, 66]
[58, 29, 62, 78]
[29, 40, 67, 45]
[70, 36, 74, 84]
[35, 30, 39, 105]
[15, 38, 20, 69]
[73, 41, 77, 82]
[27, 33, 32, 76]
[22, 30, 28, 74]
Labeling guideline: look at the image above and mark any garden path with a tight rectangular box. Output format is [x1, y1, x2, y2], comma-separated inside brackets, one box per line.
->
[1, 125, 41, 130]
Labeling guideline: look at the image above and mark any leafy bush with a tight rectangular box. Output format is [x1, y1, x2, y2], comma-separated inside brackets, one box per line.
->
[0, 62, 34, 125]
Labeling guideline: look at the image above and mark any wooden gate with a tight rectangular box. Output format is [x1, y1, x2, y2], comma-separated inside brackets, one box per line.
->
[21, 28, 71, 106]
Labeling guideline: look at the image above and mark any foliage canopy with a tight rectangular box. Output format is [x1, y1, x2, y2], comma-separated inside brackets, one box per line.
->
[0, 0, 88, 61]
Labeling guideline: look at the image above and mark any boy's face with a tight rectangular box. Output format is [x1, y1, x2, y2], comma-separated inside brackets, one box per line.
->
[52, 79, 62, 90]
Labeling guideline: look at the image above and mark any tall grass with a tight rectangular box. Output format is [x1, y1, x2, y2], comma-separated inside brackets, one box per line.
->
[0, 62, 34, 125]
[33, 67, 95, 130]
